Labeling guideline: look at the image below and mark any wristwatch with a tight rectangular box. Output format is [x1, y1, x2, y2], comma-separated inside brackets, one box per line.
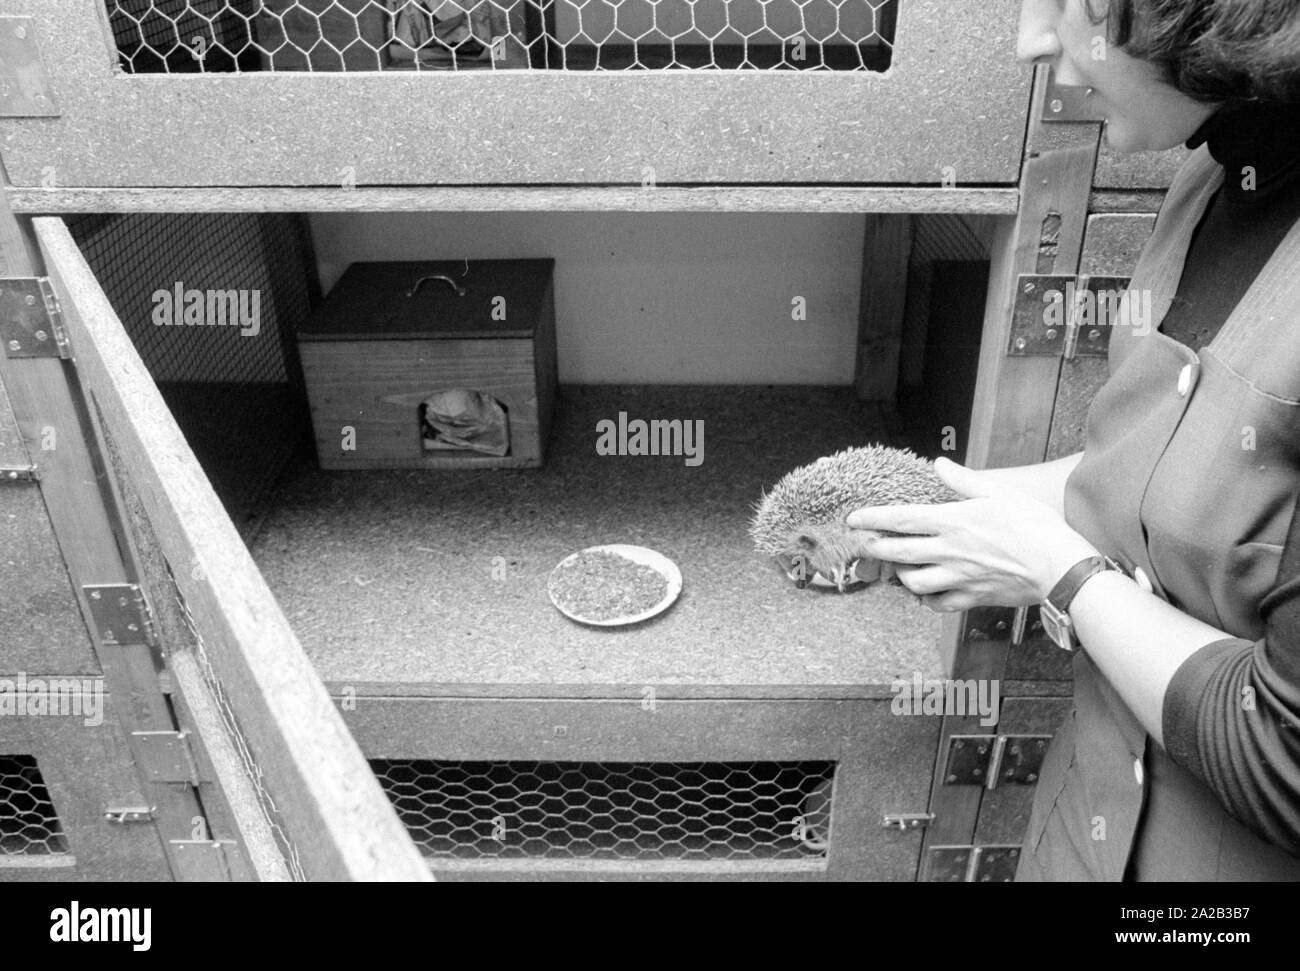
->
[1040, 554, 1124, 652]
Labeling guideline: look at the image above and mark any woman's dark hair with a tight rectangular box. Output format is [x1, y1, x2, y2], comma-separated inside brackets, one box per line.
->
[1086, 0, 1300, 102]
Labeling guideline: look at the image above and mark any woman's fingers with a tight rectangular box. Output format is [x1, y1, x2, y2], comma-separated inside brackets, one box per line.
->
[859, 533, 944, 565]
[845, 503, 952, 533]
[920, 591, 975, 613]
[894, 563, 960, 596]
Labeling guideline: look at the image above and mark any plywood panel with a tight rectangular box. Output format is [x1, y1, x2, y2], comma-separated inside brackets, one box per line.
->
[0, 0, 1029, 187]
[6, 185, 1022, 215]
[34, 216, 430, 882]
[1094, 144, 1186, 189]
[0, 378, 99, 673]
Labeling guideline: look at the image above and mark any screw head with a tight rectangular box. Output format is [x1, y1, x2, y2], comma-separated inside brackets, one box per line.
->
[24, 294, 35, 306]
[1050, 98, 1064, 113]
[6, 339, 19, 352]
[34, 329, 46, 342]
[1023, 282, 1035, 293]
[14, 25, 26, 39]
[1088, 328, 1101, 340]
[1046, 328, 1058, 340]
[1013, 338, 1027, 351]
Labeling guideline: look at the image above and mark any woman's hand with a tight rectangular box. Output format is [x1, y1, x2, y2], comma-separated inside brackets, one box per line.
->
[846, 457, 1102, 612]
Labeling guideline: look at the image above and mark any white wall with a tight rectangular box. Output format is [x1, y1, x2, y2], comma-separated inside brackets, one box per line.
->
[309, 212, 865, 385]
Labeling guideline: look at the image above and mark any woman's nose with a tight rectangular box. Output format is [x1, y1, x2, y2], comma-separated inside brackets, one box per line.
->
[1016, 0, 1062, 65]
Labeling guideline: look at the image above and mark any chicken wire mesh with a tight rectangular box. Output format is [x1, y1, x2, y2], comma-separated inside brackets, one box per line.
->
[170, 575, 308, 881]
[372, 759, 836, 861]
[105, 0, 897, 72]
[0, 755, 70, 856]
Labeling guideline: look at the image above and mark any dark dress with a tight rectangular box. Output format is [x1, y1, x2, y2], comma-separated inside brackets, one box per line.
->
[1017, 101, 1300, 881]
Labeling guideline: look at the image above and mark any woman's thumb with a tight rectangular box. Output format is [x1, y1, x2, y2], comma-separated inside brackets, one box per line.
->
[933, 456, 995, 499]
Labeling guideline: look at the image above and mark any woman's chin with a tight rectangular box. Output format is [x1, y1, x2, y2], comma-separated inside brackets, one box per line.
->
[1102, 119, 1185, 155]
[1101, 120, 1144, 153]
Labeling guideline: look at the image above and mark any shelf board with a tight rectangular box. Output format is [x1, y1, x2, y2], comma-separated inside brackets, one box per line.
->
[247, 384, 946, 697]
[7, 185, 1019, 216]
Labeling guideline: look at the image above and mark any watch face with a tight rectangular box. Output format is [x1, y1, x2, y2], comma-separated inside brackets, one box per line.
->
[1040, 601, 1074, 651]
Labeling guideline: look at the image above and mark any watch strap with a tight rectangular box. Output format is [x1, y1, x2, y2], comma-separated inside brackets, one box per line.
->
[1046, 554, 1121, 613]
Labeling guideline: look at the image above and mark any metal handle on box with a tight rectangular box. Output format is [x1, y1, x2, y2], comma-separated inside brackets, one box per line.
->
[406, 274, 466, 298]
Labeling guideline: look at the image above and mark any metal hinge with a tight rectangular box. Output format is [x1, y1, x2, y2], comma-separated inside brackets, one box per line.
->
[1041, 79, 1105, 123]
[944, 734, 1053, 789]
[1, 277, 68, 359]
[131, 730, 202, 785]
[83, 583, 157, 647]
[1009, 274, 1132, 361]
[926, 844, 1022, 882]
[168, 840, 236, 881]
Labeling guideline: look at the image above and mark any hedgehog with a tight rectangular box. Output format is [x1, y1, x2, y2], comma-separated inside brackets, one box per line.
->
[749, 445, 959, 591]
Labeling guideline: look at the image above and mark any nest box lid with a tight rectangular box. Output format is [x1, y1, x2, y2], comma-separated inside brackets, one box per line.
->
[298, 259, 554, 341]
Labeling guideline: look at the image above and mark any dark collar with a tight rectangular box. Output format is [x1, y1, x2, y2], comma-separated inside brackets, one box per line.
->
[1186, 100, 1300, 203]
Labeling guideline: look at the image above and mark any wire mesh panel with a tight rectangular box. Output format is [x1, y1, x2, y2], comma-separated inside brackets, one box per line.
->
[65, 213, 314, 536]
[0, 755, 70, 857]
[105, 0, 897, 72]
[373, 759, 835, 861]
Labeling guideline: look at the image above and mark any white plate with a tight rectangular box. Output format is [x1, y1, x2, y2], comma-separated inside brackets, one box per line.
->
[548, 544, 683, 627]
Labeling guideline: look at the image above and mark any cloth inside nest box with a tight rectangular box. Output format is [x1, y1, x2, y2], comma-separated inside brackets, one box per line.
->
[421, 388, 510, 456]
[389, 0, 505, 61]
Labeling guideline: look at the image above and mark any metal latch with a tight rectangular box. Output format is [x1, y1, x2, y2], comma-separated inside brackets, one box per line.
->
[1, 278, 67, 358]
[1010, 274, 1132, 361]
[1, 463, 38, 482]
[104, 806, 155, 824]
[0, 17, 60, 118]
[131, 730, 201, 785]
[881, 813, 935, 832]
[84, 583, 156, 647]
[944, 734, 1053, 789]
[927, 845, 1022, 882]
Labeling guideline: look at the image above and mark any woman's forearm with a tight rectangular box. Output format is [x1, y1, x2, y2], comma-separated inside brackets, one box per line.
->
[1067, 570, 1230, 746]
[978, 452, 1083, 517]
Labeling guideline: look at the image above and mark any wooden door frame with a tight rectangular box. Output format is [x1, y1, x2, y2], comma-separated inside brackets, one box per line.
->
[919, 64, 1104, 878]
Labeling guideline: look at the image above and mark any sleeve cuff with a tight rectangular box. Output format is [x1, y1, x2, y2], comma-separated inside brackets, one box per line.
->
[1162, 636, 1255, 772]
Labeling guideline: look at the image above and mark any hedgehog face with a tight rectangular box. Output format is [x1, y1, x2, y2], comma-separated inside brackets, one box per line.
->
[783, 522, 874, 591]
